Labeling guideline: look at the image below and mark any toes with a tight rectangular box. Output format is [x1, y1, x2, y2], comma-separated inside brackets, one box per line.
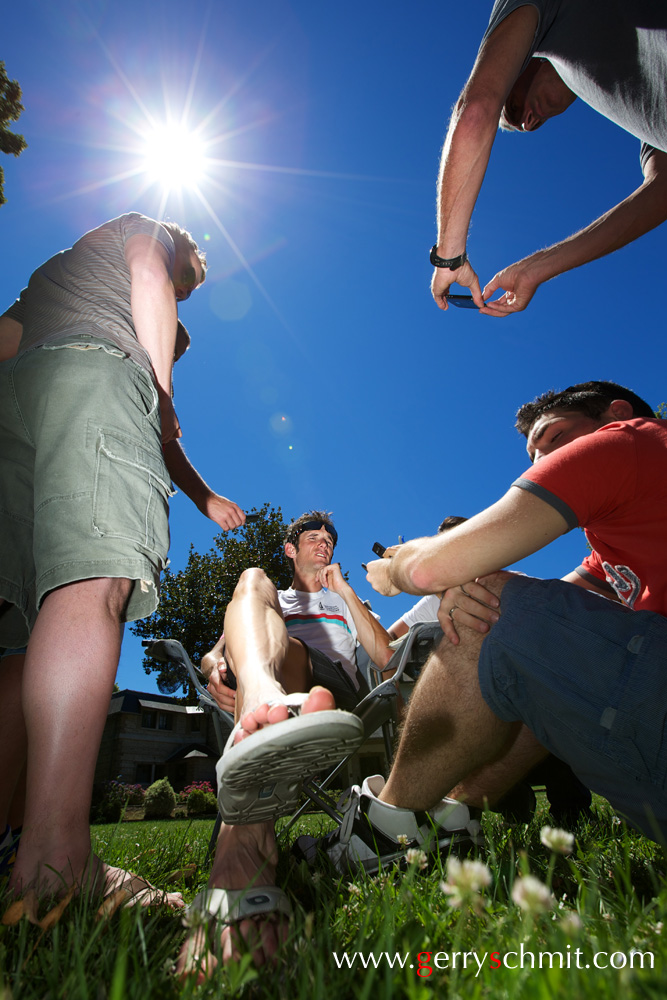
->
[266, 703, 289, 725]
[176, 928, 218, 983]
[222, 916, 286, 968]
[301, 685, 336, 714]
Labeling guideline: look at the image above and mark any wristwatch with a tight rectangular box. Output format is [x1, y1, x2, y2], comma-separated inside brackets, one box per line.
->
[429, 245, 468, 270]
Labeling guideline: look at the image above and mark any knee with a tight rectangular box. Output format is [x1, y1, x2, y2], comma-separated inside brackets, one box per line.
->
[233, 568, 272, 601]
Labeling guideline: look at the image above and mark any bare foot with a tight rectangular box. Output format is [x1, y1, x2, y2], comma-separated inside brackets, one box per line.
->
[175, 821, 288, 982]
[8, 852, 183, 912]
[101, 863, 184, 912]
[234, 685, 335, 744]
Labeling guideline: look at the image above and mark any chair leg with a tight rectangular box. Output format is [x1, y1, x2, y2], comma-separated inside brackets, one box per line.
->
[207, 812, 222, 863]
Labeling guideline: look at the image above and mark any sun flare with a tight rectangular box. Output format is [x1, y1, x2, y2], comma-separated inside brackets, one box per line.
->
[141, 124, 207, 191]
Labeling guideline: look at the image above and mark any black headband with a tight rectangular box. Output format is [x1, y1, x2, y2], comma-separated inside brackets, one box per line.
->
[293, 520, 337, 547]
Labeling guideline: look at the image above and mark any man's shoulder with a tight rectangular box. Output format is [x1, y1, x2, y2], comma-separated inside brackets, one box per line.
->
[593, 417, 667, 451]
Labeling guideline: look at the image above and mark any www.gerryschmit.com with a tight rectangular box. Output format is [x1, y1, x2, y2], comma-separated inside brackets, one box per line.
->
[332, 946, 655, 977]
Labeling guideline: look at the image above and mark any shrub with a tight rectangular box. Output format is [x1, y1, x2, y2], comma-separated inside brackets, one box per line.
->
[186, 788, 218, 816]
[90, 779, 140, 824]
[179, 780, 215, 803]
[143, 778, 177, 819]
[123, 782, 146, 805]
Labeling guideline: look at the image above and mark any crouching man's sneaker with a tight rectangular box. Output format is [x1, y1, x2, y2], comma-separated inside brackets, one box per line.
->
[295, 774, 483, 875]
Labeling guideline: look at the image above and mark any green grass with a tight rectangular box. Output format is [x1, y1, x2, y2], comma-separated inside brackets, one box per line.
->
[1, 798, 666, 999]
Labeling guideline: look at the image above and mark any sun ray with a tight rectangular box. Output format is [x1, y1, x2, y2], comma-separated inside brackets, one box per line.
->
[49, 166, 149, 203]
[193, 185, 302, 349]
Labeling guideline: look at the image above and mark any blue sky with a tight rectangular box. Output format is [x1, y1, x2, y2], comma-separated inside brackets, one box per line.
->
[3, 0, 665, 692]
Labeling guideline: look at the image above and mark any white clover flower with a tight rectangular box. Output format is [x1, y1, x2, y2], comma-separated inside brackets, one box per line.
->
[397, 834, 410, 847]
[540, 826, 575, 855]
[559, 912, 583, 935]
[511, 875, 554, 914]
[405, 848, 428, 870]
[440, 858, 492, 913]
[347, 883, 362, 897]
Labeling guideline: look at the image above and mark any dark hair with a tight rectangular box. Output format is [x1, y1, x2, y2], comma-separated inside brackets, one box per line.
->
[515, 381, 655, 437]
[438, 515, 468, 533]
[161, 221, 207, 280]
[284, 510, 337, 553]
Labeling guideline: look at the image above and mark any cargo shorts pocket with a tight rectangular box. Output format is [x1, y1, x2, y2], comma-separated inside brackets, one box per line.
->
[92, 427, 175, 555]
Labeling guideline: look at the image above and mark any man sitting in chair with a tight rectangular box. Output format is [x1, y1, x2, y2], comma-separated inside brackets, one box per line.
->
[177, 509, 482, 977]
[177, 511, 390, 976]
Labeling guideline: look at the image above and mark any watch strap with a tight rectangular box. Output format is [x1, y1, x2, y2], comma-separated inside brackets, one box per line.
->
[430, 245, 468, 270]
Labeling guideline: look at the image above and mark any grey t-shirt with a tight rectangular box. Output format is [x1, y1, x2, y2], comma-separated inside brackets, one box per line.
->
[7, 213, 175, 375]
[483, 0, 667, 169]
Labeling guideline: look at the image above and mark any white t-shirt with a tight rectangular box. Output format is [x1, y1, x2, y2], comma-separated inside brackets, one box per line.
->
[400, 594, 441, 629]
[278, 587, 358, 684]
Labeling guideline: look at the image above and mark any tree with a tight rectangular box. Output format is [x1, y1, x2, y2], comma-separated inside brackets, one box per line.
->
[131, 503, 293, 698]
[0, 62, 27, 207]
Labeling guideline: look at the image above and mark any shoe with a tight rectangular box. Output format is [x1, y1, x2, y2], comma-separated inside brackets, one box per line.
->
[216, 696, 365, 825]
[495, 781, 537, 824]
[184, 885, 292, 929]
[0, 825, 21, 880]
[295, 774, 484, 875]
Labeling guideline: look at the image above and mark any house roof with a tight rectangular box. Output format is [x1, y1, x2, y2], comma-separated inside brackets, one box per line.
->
[164, 743, 219, 761]
[108, 689, 202, 716]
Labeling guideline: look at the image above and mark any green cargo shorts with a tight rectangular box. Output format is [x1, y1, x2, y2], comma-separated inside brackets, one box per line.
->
[0, 337, 173, 647]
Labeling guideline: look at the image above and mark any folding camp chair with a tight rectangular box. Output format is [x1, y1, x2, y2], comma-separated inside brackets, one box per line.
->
[142, 622, 442, 847]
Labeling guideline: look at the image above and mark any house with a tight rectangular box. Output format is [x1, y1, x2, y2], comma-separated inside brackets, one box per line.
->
[94, 689, 230, 792]
[94, 683, 391, 795]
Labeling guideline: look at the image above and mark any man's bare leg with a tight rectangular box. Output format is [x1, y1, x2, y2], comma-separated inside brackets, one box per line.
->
[10, 577, 132, 896]
[381, 572, 532, 811]
[223, 568, 334, 734]
[448, 725, 549, 807]
[177, 568, 336, 978]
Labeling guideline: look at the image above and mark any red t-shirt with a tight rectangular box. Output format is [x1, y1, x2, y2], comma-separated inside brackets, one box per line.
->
[512, 418, 667, 614]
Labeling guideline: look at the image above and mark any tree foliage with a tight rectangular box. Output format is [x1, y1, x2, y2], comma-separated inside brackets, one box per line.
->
[0, 62, 27, 207]
[131, 503, 293, 697]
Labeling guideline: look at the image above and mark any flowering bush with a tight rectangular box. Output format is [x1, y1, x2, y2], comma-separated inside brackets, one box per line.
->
[178, 780, 215, 803]
[90, 779, 143, 823]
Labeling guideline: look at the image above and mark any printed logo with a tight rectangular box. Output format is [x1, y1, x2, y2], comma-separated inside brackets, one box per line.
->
[603, 563, 641, 608]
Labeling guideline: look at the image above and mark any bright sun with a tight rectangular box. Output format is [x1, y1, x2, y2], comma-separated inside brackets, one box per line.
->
[142, 124, 207, 190]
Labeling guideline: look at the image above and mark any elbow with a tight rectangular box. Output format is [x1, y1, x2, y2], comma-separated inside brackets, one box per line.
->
[452, 89, 504, 132]
[129, 259, 173, 291]
[399, 552, 441, 595]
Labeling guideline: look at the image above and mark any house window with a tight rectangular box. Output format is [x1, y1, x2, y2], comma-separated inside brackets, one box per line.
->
[136, 763, 153, 784]
[190, 715, 202, 733]
[141, 711, 156, 729]
[158, 712, 172, 731]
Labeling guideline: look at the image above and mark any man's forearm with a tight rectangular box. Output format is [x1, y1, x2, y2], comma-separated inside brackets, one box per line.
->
[513, 152, 667, 287]
[338, 583, 393, 669]
[436, 99, 499, 256]
[435, 6, 538, 255]
[163, 440, 215, 513]
[373, 490, 570, 598]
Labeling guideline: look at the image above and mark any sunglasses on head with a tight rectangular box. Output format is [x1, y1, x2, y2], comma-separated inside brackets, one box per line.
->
[295, 520, 338, 547]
